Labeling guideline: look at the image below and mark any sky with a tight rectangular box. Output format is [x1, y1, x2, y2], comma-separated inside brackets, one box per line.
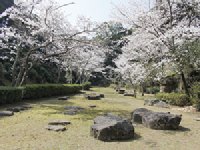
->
[56, 0, 156, 25]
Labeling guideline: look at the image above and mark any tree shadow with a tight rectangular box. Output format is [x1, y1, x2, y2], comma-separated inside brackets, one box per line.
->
[75, 109, 131, 121]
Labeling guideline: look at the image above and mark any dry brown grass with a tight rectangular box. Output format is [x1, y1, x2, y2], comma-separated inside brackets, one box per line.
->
[0, 87, 199, 150]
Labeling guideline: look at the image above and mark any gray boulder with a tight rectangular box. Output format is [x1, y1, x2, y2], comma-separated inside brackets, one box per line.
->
[142, 112, 182, 130]
[131, 108, 152, 124]
[91, 114, 134, 141]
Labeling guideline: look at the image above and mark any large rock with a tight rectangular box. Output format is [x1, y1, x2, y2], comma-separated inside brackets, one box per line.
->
[142, 112, 182, 130]
[0, 111, 14, 116]
[131, 108, 152, 124]
[91, 114, 134, 141]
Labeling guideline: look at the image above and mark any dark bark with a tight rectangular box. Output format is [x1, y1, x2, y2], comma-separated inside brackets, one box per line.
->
[181, 71, 190, 97]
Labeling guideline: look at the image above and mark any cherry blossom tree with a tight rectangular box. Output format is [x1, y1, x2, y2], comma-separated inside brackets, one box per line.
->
[114, 0, 200, 96]
[0, 0, 101, 86]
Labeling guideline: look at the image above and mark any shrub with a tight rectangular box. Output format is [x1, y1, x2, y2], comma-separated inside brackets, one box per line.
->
[156, 92, 191, 107]
[191, 82, 200, 110]
[82, 82, 91, 90]
[23, 84, 82, 100]
[0, 86, 23, 104]
[146, 86, 160, 94]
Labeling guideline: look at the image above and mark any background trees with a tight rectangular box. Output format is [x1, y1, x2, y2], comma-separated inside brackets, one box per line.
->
[114, 0, 200, 95]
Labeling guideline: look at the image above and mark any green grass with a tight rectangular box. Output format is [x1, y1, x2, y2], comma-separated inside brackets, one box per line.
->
[0, 87, 199, 150]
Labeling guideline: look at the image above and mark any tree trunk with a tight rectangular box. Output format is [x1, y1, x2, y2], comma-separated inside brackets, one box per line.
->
[12, 48, 21, 86]
[181, 71, 190, 97]
[56, 66, 61, 83]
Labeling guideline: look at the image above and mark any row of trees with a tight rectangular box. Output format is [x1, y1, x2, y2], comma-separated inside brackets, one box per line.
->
[0, 0, 109, 86]
[114, 0, 200, 96]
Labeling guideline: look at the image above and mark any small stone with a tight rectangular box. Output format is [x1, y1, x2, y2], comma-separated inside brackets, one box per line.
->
[124, 93, 135, 97]
[0, 111, 14, 116]
[46, 125, 66, 132]
[88, 95, 101, 100]
[58, 96, 69, 100]
[194, 118, 200, 121]
[118, 90, 125, 94]
[89, 105, 97, 108]
[6, 106, 28, 112]
[99, 94, 105, 98]
[64, 111, 77, 115]
[48, 120, 71, 126]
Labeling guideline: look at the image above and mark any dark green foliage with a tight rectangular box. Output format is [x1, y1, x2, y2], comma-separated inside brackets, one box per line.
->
[82, 82, 91, 90]
[191, 82, 200, 110]
[0, 86, 23, 104]
[156, 92, 191, 107]
[23, 84, 82, 100]
[145, 86, 160, 94]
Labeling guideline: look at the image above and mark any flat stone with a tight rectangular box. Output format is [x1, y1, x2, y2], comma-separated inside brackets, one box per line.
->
[64, 106, 84, 111]
[154, 101, 170, 108]
[194, 118, 200, 121]
[58, 96, 69, 100]
[118, 90, 125, 94]
[64, 106, 85, 115]
[64, 111, 77, 115]
[7, 106, 26, 112]
[91, 113, 134, 141]
[144, 99, 160, 106]
[89, 105, 97, 108]
[99, 94, 105, 98]
[124, 93, 135, 97]
[0, 111, 14, 116]
[46, 125, 66, 132]
[48, 120, 71, 126]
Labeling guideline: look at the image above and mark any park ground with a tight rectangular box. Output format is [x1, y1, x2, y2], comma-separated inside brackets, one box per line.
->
[0, 87, 199, 150]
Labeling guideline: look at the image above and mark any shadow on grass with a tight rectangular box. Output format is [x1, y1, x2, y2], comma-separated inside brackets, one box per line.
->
[38, 101, 75, 115]
[163, 126, 191, 135]
[97, 133, 141, 143]
[75, 109, 131, 121]
[178, 126, 191, 132]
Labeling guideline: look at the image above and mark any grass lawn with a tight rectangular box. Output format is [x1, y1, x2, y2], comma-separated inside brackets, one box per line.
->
[0, 87, 199, 150]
